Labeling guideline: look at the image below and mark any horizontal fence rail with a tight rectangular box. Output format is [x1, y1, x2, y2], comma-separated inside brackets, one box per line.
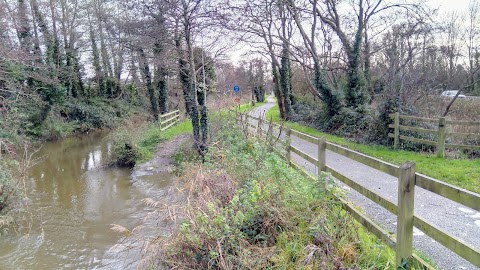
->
[388, 113, 480, 157]
[160, 110, 180, 131]
[415, 173, 480, 212]
[235, 110, 480, 269]
[326, 142, 400, 177]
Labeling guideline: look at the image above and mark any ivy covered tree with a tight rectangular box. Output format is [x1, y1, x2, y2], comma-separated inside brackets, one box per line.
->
[247, 58, 266, 104]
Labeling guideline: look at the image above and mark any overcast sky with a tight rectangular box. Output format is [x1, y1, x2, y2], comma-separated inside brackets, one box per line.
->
[433, 0, 472, 12]
[227, 0, 477, 64]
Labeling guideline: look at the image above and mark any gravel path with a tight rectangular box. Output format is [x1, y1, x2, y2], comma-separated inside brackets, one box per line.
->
[248, 97, 479, 270]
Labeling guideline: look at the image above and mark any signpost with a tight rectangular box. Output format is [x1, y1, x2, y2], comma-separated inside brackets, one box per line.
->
[233, 85, 241, 105]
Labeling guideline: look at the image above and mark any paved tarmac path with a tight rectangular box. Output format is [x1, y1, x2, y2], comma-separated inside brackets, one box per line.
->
[247, 96, 479, 270]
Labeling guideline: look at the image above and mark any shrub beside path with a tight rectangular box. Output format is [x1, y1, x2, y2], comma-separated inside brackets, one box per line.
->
[248, 96, 479, 270]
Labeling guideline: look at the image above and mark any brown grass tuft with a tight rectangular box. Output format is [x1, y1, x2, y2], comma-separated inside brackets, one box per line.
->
[183, 165, 237, 208]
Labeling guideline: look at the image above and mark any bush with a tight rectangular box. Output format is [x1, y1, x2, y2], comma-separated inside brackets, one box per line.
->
[61, 98, 132, 130]
[156, 116, 394, 269]
[0, 164, 13, 212]
[291, 96, 324, 125]
[110, 128, 143, 167]
[291, 97, 379, 144]
[1, 92, 145, 142]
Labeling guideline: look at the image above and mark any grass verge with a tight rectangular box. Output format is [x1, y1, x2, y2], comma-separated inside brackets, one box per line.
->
[108, 103, 263, 167]
[109, 118, 192, 166]
[265, 105, 479, 193]
[237, 102, 265, 113]
[155, 115, 395, 269]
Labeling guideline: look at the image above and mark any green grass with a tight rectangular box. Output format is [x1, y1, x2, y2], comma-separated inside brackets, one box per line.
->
[161, 118, 395, 269]
[131, 104, 263, 165]
[238, 101, 265, 113]
[137, 120, 193, 163]
[265, 105, 480, 193]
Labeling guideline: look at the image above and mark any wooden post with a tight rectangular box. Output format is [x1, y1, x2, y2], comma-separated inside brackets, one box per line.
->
[317, 136, 326, 173]
[394, 112, 400, 149]
[396, 162, 416, 268]
[257, 116, 263, 136]
[437, 117, 446, 158]
[286, 127, 291, 165]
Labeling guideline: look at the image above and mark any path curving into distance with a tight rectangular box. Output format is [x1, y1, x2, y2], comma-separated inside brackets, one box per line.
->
[247, 97, 479, 270]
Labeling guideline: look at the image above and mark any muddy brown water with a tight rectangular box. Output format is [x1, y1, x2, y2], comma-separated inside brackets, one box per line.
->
[0, 131, 180, 269]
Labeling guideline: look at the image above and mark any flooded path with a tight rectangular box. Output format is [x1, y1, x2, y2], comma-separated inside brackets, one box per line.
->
[0, 131, 182, 269]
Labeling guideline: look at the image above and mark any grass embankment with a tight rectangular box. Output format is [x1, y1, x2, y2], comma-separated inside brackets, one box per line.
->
[265, 105, 480, 193]
[108, 103, 265, 167]
[158, 115, 395, 269]
[238, 101, 265, 113]
[110, 117, 192, 166]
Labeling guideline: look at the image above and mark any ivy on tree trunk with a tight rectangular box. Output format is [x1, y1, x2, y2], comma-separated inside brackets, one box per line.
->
[138, 48, 159, 121]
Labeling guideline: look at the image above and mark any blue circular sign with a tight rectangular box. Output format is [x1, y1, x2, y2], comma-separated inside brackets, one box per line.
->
[233, 85, 240, 92]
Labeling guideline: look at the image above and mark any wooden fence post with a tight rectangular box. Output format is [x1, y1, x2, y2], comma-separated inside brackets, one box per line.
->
[437, 117, 446, 158]
[394, 112, 400, 149]
[396, 162, 416, 268]
[257, 116, 263, 136]
[286, 127, 291, 165]
[317, 136, 326, 173]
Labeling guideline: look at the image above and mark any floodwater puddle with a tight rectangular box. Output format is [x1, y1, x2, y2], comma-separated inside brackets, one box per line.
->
[0, 131, 182, 269]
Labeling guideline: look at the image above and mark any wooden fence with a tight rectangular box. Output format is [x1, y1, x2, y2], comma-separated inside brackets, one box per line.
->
[235, 111, 480, 269]
[160, 110, 180, 131]
[388, 113, 480, 157]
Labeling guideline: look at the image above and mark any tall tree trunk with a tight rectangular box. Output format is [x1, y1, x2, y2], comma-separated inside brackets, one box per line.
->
[138, 48, 158, 120]
[17, 0, 32, 53]
[157, 67, 168, 114]
[288, 0, 342, 116]
[279, 3, 292, 120]
[30, 0, 52, 64]
[345, 0, 367, 109]
[249, 62, 256, 106]
[279, 45, 292, 120]
[89, 18, 104, 96]
[18, 0, 35, 89]
[364, 25, 372, 100]
[175, 31, 191, 115]
[185, 20, 206, 156]
[29, 1, 42, 61]
[96, 2, 113, 97]
[130, 49, 140, 86]
[60, 0, 76, 97]
[271, 61, 285, 119]
[313, 60, 341, 117]
[49, 0, 61, 68]
[154, 41, 168, 114]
